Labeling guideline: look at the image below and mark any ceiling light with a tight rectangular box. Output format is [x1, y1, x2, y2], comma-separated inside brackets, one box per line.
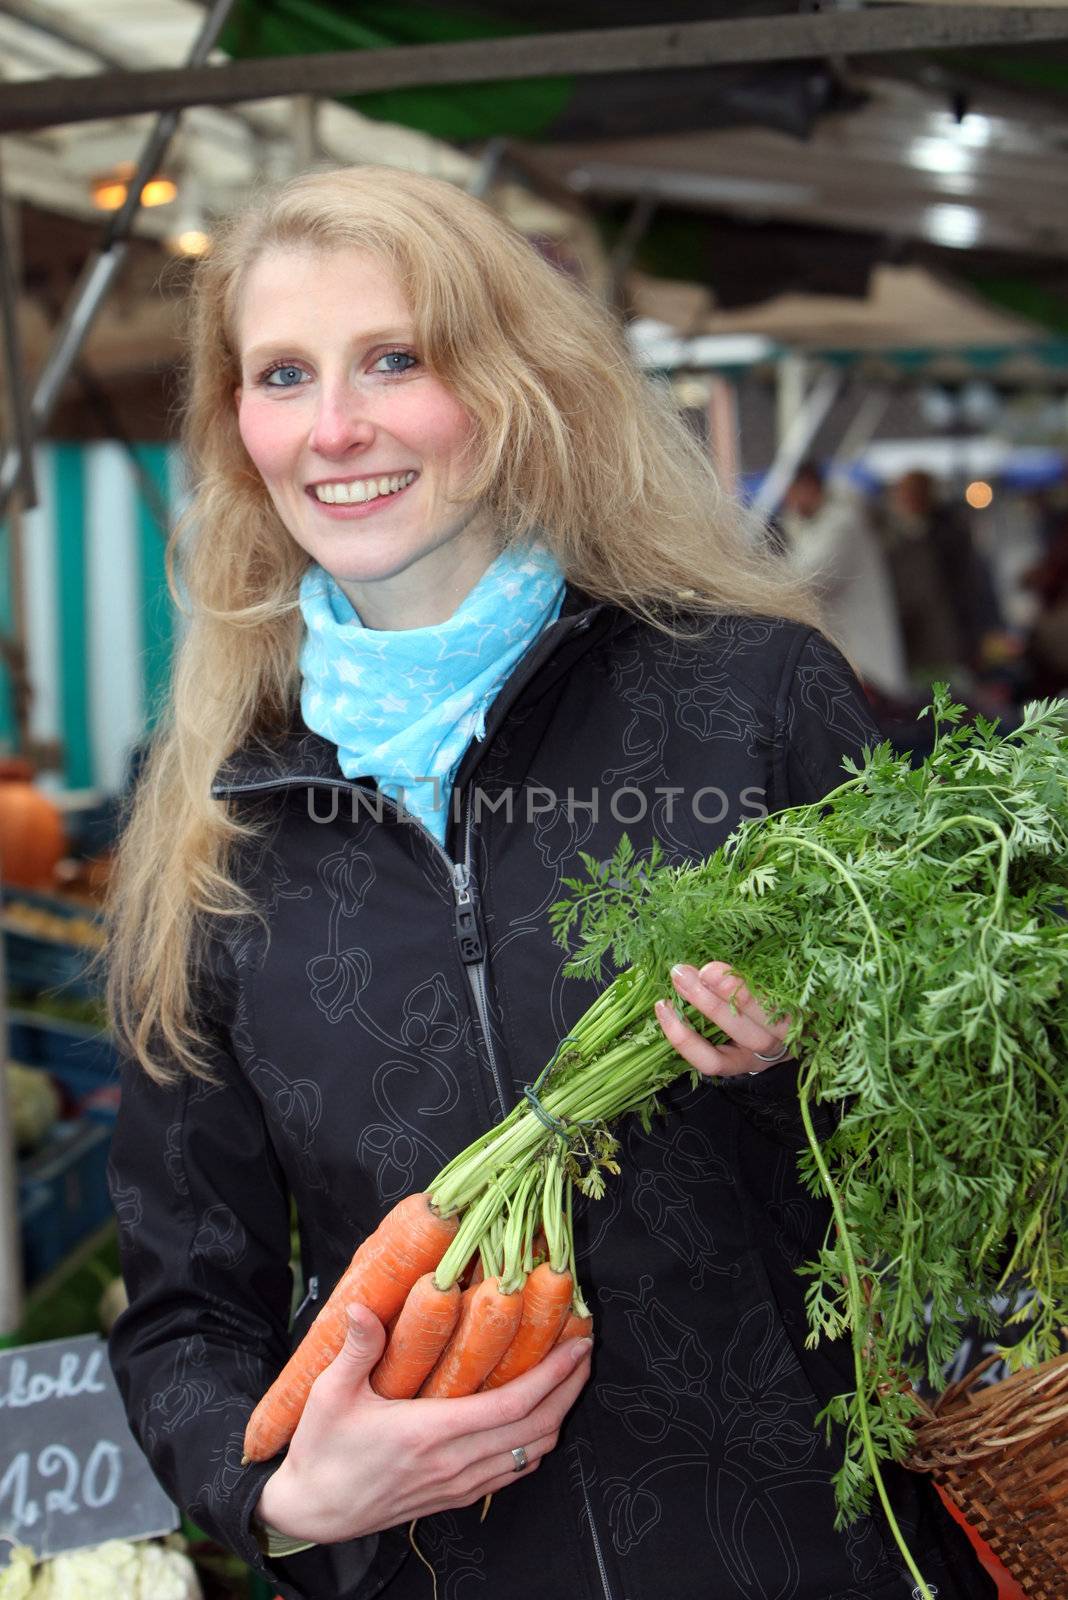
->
[171, 228, 211, 258]
[90, 178, 128, 211]
[960, 382, 1000, 427]
[929, 111, 993, 149]
[908, 137, 974, 177]
[923, 204, 983, 249]
[165, 177, 211, 258]
[90, 167, 177, 211]
[140, 178, 177, 208]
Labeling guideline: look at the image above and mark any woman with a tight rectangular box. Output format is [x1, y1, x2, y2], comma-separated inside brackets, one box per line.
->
[106, 166, 993, 1600]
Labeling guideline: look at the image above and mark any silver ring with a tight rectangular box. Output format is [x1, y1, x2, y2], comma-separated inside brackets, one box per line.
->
[753, 1040, 790, 1064]
[511, 1446, 529, 1472]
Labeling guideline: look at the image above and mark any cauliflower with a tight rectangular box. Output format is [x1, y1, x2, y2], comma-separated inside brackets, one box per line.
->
[0, 1549, 35, 1600]
[0, 1542, 201, 1600]
[6, 1063, 61, 1151]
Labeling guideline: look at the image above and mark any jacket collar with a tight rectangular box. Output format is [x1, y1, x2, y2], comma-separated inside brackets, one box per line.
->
[211, 585, 630, 798]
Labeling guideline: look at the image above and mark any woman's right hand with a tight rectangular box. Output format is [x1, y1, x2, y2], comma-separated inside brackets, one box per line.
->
[254, 1302, 593, 1545]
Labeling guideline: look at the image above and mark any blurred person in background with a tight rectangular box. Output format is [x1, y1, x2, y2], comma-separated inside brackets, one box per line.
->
[1021, 502, 1068, 695]
[881, 470, 1001, 684]
[780, 460, 908, 698]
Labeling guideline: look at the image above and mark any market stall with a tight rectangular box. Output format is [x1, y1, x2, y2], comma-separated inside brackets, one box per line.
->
[1, 4, 1067, 1598]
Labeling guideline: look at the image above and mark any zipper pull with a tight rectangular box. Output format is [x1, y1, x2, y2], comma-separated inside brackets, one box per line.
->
[293, 1273, 319, 1324]
[452, 862, 485, 964]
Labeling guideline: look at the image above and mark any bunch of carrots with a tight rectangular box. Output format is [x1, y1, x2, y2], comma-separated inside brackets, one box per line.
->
[243, 921, 684, 1466]
[242, 1096, 618, 1463]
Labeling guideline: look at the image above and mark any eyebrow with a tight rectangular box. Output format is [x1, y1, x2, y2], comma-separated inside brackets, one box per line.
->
[240, 327, 416, 367]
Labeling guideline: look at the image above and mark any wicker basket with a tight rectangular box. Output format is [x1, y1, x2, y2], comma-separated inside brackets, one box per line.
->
[905, 1347, 1068, 1598]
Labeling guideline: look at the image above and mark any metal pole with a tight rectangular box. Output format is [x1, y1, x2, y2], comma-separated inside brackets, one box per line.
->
[776, 355, 809, 453]
[466, 136, 508, 200]
[753, 365, 843, 520]
[608, 194, 657, 311]
[0, 168, 33, 752]
[290, 95, 319, 172]
[830, 385, 893, 469]
[0, 188, 36, 510]
[0, 890, 23, 1340]
[706, 376, 740, 501]
[0, 0, 239, 520]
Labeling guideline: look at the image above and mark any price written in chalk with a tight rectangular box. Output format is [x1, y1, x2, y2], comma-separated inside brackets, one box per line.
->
[0, 1334, 177, 1567]
[0, 1440, 123, 1529]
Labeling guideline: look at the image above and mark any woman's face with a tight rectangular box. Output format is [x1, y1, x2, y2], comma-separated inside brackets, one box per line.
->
[235, 245, 496, 628]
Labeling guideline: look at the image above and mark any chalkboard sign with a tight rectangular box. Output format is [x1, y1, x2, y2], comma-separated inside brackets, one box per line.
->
[0, 1333, 179, 1567]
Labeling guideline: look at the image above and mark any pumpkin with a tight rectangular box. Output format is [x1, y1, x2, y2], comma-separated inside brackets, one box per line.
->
[0, 762, 66, 888]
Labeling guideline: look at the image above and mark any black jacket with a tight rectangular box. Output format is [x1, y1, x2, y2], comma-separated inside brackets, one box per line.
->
[108, 596, 994, 1600]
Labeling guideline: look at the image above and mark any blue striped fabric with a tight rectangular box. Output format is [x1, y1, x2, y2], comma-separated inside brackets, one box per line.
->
[0, 442, 180, 796]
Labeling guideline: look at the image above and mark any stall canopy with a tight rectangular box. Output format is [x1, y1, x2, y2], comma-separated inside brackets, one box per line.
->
[217, 0, 857, 144]
[4, 0, 1068, 318]
[632, 265, 1046, 357]
[4, 0, 1068, 429]
[214, 0, 1068, 318]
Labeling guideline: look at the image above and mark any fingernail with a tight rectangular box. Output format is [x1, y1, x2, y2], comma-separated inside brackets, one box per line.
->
[699, 961, 723, 983]
[654, 998, 672, 1021]
[571, 1338, 593, 1359]
[671, 963, 697, 984]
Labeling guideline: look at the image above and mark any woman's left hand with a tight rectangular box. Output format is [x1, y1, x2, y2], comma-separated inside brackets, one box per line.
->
[654, 961, 792, 1078]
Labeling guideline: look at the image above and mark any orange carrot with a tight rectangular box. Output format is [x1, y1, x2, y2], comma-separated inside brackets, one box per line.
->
[243, 1194, 457, 1462]
[370, 1274, 461, 1399]
[481, 1263, 573, 1389]
[556, 1310, 594, 1346]
[419, 1275, 524, 1398]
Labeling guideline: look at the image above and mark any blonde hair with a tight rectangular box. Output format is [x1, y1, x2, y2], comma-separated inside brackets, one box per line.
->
[107, 163, 823, 1082]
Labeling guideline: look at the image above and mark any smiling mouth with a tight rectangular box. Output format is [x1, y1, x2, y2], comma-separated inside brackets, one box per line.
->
[310, 471, 418, 506]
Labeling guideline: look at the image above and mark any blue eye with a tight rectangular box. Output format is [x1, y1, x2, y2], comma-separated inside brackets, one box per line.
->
[263, 364, 306, 388]
[373, 350, 418, 376]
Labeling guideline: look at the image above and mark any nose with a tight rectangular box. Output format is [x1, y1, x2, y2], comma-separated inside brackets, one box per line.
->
[308, 381, 375, 459]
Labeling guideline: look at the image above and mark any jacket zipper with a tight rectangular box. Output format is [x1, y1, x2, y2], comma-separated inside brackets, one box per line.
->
[576, 1449, 615, 1600]
[452, 793, 511, 1116]
[211, 773, 512, 1118]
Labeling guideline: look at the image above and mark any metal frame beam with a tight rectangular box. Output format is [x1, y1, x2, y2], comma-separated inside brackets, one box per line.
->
[3, 7, 1068, 134]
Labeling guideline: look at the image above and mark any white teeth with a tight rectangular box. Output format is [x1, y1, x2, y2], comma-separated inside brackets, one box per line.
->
[314, 470, 416, 505]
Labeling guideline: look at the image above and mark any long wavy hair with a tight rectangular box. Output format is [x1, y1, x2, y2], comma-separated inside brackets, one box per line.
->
[106, 163, 824, 1082]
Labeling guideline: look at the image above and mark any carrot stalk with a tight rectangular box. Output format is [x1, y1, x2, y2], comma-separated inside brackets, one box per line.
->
[371, 1273, 462, 1399]
[481, 1262, 573, 1388]
[242, 1194, 457, 1462]
[419, 1275, 524, 1398]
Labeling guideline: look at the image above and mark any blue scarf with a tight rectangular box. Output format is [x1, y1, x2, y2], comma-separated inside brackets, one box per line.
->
[298, 543, 566, 844]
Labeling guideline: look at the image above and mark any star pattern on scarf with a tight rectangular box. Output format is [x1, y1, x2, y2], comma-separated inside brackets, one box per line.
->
[298, 542, 566, 843]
